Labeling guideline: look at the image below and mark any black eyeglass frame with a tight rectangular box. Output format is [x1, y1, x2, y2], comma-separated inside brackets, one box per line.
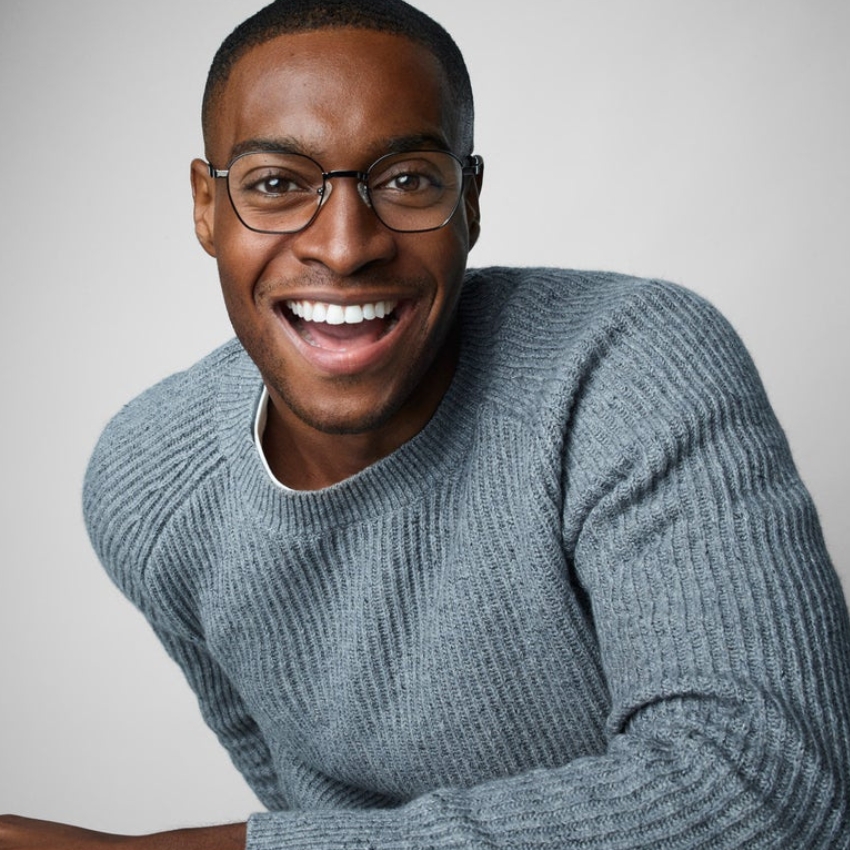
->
[207, 149, 483, 235]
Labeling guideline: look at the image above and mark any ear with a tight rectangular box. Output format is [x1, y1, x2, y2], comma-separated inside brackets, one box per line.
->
[190, 158, 218, 257]
[463, 157, 484, 250]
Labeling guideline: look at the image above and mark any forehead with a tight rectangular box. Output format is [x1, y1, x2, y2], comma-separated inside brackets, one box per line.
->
[208, 29, 456, 165]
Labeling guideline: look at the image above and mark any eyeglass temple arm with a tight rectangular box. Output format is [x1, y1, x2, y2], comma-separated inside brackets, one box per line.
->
[463, 155, 484, 176]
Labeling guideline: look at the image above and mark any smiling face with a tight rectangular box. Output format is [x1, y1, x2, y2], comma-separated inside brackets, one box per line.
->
[192, 28, 481, 468]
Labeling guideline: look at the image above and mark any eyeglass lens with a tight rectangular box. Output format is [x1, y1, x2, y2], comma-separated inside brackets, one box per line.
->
[225, 150, 465, 234]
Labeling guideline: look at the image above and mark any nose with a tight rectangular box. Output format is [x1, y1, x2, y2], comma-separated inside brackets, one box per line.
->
[290, 173, 396, 277]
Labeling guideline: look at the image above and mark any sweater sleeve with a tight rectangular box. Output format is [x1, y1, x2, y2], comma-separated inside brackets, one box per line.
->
[245, 283, 850, 848]
[147, 624, 284, 811]
[82, 371, 284, 811]
[85, 504, 284, 809]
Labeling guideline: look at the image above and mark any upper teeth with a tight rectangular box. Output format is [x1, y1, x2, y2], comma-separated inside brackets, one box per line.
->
[286, 299, 398, 325]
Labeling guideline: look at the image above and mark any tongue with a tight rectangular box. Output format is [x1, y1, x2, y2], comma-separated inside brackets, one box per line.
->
[301, 317, 388, 351]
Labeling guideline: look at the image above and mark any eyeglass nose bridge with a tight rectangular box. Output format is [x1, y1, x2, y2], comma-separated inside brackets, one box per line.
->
[318, 169, 373, 211]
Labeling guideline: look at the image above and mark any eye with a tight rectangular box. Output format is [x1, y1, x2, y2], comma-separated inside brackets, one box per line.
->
[244, 171, 308, 196]
[386, 171, 429, 192]
[379, 167, 441, 194]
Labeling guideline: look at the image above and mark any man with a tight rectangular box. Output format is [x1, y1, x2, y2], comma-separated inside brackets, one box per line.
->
[2, 0, 849, 847]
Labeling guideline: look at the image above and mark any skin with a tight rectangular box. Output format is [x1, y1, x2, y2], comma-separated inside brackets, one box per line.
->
[1, 27, 481, 850]
[0, 816, 246, 849]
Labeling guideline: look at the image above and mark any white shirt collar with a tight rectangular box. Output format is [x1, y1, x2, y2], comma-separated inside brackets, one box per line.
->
[253, 386, 293, 492]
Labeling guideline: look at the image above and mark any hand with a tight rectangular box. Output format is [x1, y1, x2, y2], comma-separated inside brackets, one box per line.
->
[0, 816, 247, 849]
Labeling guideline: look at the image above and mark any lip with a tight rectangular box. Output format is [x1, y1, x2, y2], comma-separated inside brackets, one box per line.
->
[272, 295, 418, 376]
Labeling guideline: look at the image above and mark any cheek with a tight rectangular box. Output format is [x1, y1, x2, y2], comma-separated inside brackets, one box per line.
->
[214, 248, 270, 349]
[216, 264, 246, 328]
[428, 226, 471, 306]
[440, 206, 473, 264]
[214, 228, 286, 310]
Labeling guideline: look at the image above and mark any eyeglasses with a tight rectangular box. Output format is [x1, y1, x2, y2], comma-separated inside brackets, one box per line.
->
[207, 149, 483, 235]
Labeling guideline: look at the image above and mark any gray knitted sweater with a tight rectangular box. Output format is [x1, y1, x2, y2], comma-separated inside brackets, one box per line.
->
[84, 268, 850, 849]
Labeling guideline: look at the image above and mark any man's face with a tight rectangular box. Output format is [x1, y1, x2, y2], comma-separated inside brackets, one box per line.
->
[192, 29, 481, 440]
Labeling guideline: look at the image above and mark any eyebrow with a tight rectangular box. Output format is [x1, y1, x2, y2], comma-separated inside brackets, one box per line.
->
[381, 133, 453, 154]
[227, 132, 453, 165]
[228, 137, 303, 161]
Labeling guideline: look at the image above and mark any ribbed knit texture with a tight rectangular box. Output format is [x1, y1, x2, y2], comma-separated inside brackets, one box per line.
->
[83, 268, 850, 848]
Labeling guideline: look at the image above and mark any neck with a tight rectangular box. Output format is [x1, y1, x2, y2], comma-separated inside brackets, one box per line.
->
[263, 326, 460, 490]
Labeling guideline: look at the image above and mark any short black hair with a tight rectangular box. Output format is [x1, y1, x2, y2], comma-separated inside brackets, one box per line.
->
[202, 0, 474, 156]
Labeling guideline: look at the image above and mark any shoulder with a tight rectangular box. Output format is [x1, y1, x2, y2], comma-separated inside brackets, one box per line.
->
[462, 266, 728, 341]
[85, 337, 249, 475]
[460, 267, 753, 418]
[82, 339, 256, 605]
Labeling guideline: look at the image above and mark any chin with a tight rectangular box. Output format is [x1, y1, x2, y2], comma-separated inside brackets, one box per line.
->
[284, 391, 408, 437]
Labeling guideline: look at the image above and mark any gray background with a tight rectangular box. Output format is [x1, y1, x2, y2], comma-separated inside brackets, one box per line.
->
[1, 0, 848, 832]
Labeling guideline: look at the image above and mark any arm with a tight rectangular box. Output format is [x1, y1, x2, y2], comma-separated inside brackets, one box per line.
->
[81, 395, 284, 812]
[0, 816, 245, 850]
[148, 626, 283, 813]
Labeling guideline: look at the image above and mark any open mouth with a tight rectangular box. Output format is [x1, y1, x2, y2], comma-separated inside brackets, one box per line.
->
[283, 298, 401, 352]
